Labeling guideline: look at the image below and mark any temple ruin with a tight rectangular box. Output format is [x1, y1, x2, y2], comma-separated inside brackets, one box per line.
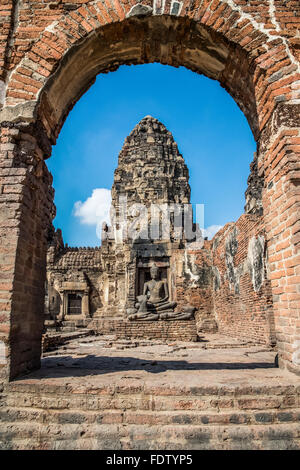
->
[45, 115, 274, 346]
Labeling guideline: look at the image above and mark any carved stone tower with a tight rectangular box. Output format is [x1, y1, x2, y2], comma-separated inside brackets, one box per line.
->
[111, 115, 191, 208]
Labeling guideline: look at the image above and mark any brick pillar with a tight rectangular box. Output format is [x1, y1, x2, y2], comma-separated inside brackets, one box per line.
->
[0, 126, 54, 380]
[260, 104, 300, 375]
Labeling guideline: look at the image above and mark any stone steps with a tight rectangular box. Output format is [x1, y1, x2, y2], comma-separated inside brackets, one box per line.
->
[3, 388, 299, 412]
[0, 421, 299, 450]
[42, 329, 93, 353]
[45, 319, 92, 334]
[1, 406, 300, 426]
[1, 381, 300, 449]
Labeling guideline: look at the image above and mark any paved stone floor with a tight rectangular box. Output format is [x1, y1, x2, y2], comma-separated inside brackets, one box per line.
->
[15, 333, 299, 390]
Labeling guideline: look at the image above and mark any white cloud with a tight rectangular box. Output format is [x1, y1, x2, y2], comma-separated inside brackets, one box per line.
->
[73, 188, 111, 231]
[202, 225, 223, 240]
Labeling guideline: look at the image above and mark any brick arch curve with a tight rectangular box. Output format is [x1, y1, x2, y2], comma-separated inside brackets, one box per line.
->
[2, 1, 298, 145]
[0, 1, 299, 380]
[37, 15, 259, 144]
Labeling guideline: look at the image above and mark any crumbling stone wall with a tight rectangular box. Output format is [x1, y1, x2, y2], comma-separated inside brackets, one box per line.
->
[46, 246, 103, 319]
[174, 243, 216, 333]
[0, 1, 299, 379]
[90, 318, 198, 342]
[47, 241, 128, 319]
[211, 214, 275, 346]
[0, 126, 54, 380]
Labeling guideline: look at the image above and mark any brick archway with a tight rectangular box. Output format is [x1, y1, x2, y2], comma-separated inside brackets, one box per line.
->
[0, 1, 299, 379]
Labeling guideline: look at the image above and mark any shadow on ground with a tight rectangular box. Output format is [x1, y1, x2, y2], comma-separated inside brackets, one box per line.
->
[14, 354, 277, 380]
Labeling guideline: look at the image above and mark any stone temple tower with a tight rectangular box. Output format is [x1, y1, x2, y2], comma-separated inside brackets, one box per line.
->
[107, 115, 196, 244]
[111, 115, 191, 208]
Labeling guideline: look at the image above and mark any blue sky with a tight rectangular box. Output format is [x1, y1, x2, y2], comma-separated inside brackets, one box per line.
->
[47, 63, 256, 247]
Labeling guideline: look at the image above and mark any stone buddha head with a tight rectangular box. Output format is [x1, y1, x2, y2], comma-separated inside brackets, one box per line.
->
[150, 263, 159, 280]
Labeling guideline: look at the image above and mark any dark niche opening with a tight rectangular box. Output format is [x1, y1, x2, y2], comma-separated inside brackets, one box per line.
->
[67, 293, 82, 315]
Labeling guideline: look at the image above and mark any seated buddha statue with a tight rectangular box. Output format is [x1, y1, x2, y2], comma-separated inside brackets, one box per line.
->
[128, 263, 177, 321]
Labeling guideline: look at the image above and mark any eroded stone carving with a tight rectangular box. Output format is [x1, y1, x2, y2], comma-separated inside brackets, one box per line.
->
[248, 235, 265, 292]
[212, 266, 221, 291]
[245, 152, 264, 215]
[225, 227, 240, 293]
[126, 4, 153, 18]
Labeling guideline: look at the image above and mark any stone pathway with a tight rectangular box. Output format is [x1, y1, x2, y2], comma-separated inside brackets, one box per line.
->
[21, 333, 298, 390]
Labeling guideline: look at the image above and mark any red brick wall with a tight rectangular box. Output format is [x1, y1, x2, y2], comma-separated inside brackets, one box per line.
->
[211, 214, 275, 345]
[260, 105, 300, 373]
[0, 1, 299, 138]
[0, 126, 54, 380]
[90, 318, 198, 342]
